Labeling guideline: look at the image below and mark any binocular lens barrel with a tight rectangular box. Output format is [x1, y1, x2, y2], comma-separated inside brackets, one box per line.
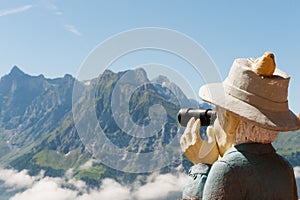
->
[177, 108, 216, 127]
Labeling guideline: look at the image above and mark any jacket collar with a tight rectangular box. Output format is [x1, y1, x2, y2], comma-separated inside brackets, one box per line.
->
[225, 143, 276, 156]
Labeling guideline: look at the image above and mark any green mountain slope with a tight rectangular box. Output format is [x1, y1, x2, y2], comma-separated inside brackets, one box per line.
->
[273, 130, 300, 166]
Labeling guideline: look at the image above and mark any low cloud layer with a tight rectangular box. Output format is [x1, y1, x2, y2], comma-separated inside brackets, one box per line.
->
[134, 173, 186, 200]
[4, 166, 298, 199]
[0, 167, 186, 200]
[10, 177, 78, 200]
[0, 168, 43, 189]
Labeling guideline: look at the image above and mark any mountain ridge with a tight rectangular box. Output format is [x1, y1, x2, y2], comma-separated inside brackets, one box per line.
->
[0, 66, 197, 187]
[0, 65, 299, 191]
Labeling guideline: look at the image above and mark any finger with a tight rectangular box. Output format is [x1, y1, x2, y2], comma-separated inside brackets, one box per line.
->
[191, 118, 202, 144]
[183, 117, 195, 144]
[198, 126, 217, 159]
[186, 117, 195, 132]
[206, 126, 216, 144]
[180, 137, 186, 152]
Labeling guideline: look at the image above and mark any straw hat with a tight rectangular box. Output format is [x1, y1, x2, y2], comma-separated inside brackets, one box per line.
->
[199, 56, 300, 132]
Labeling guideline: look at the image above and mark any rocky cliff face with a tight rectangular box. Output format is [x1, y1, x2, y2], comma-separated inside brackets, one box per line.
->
[0, 67, 80, 164]
[0, 66, 202, 185]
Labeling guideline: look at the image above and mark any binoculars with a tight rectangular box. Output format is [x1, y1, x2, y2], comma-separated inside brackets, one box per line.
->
[177, 108, 216, 127]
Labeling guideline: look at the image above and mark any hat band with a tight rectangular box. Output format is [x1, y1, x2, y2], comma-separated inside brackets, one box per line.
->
[224, 84, 288, 112]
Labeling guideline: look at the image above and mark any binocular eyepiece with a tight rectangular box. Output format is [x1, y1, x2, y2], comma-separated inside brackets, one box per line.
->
[177, 108, 216, 127]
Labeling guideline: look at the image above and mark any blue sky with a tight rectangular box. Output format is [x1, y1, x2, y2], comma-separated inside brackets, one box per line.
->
[1, 1, 300, 113]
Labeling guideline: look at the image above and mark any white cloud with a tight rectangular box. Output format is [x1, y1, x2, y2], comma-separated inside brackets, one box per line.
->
[64, 24, 82, 36]
[78, 179, 132, 200]
[0, 5, 33, 17]
[78, 159, 95, 170]
[2, 166, 300, 200]
[38, 2, 81, 36]
[10, 177, 78, 200]
[46, 3, 58, 11]
[0, 168, 39, 189]
[53, 11, 63, 15]
[44, 2, 63, 16]
[67, 178, 87, 193]
[1, 166, 186, 200]
[65, 168, 75, 179]
[134, 173, 187, 200]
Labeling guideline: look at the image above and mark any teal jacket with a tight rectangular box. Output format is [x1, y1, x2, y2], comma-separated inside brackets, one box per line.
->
[182, 143, 298, 200]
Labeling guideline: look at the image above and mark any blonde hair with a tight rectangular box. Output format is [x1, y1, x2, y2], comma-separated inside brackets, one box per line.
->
[216, 106, 279, 144]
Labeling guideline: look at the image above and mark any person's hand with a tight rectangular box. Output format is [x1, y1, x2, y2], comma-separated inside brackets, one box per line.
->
[180, 117, 219, 165]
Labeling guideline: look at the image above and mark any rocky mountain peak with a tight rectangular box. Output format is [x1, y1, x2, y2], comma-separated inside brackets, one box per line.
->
[151, 75, 170, 85]
[133, 68, 148, 82]
[8, 66, 26, 77]
[120, 68, 149, 85]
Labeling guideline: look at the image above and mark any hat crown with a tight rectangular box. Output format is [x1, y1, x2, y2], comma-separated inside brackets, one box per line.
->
[224, 58, 290, 110]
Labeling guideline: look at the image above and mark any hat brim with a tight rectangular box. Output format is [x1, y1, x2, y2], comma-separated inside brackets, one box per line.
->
[199, 83, 300, 132]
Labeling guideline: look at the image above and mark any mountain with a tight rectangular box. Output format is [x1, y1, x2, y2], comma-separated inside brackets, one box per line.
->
[0, 66, 299, 197]
[0, 66, 79, 165]
[272, 130, 300, 166]
[0, 66, 199, 187]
